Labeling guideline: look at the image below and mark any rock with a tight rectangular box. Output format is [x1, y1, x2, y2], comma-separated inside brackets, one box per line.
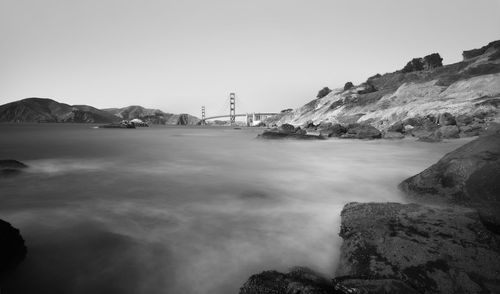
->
[98, 120, 136, 129]
[463, 40, 500, 60]
[258, 131, 325, 140]
[356, 83, 377, 94]
[239, 267, 333, 294]
[437, 125, 460, 139]
[456, 114, 473, 126]
[294, 127, 307, 135]
[387, 121, 405, 133]
[318, 124, 347, 137]
[399, 133, 500, 232]
[344, 82, 354, 91]
[402, 53, 443, 73]
[383, 131, 405, 139]
[336, 202, 500, 294]
[407, 119, 441, 141]
[0, 219, 27, 276]
[459, 122, 485, 137]
[0, 159, 28, 177]
[342, 123, 381, 139]
[438, 112, 456, 126]
[278, 123, 296, 134]
[301, 121, 316, 130]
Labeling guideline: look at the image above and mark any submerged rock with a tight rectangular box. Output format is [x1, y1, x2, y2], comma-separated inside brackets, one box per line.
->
[239, 267, 333, 294]
[0, 219, 27, 276]
[399, 133, 500, 232]
[0, 159, 28, 177]
[336, 202, 500, 294]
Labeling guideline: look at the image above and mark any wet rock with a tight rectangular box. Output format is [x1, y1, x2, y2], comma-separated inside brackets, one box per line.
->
[438, 112, 456, 126]
[336, 202, 500, 294]
[0, 159, 28, 177]
[318, 124, 347, 137]
[258, 131, 324, 140]
[438, 125, 460, 139]
[383, 132, 405, 139]
[459, 122, 485, 137]
[456, 114, 473, 127]
[387, 121, 405, 133]
[342, 123, 381, 139]
[301, 121, 316, 130]
[278, 123, 296, 134]
[239, 267, 333, 294]
[400, 133, 500, 232]
[0, 219, 27, 276]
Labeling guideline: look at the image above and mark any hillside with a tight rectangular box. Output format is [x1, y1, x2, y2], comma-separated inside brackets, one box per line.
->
[268, 40, 500, 138]
[102, 105, 200, 125]
[0, 98, 120, 123]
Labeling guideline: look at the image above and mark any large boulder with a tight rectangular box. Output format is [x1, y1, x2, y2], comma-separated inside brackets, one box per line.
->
[438, 125, 460, 139]
[0, 159, 28, 177]
[0, 219, 27, 276]
[278, 123, 296, 134]
[318, 123, 347, 137]
[342, 123, 381, 139]
[336, 202, 500, 294]
[239, 267, 333, 294]
[438, 112, 456, 126]
[399, 133, 500, 232]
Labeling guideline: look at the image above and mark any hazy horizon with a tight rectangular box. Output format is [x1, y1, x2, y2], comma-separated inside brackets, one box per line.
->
[1, 0, 499, 117]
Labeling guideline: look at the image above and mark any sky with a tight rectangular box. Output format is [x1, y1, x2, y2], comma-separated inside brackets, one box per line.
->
[1, 0, 499, 117]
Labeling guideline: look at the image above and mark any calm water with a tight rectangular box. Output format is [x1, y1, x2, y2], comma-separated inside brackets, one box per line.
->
[0, 124, 471, 294]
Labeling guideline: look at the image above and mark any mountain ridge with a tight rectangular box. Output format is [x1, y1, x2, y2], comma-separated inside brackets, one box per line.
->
[0, 98, 200, 125]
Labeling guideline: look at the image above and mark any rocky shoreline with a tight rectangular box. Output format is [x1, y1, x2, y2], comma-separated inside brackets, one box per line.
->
[240, 132, 500, 293]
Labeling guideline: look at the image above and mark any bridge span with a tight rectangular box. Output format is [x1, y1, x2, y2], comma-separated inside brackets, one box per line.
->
[201, 93, 278, 126]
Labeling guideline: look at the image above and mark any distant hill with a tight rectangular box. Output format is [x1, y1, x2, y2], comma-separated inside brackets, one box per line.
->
[0, 98, 200, 125]
[0, 98, 120, 123]
[101, 105, 200, 125]
[268, 40, 500, 132]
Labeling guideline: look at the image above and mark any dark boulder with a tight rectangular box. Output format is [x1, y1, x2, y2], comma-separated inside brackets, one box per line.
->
[336, 202, 500, 294]
[258, 131, 324, 140]
[438, 125, 460, 139]
[278, 123, 296, 134]
[0, 219, 27, 276]
[342, 123, 381, 139]
[456, 114, 473, 126]
[387, 121, 405, 133]
[0, 159, 28, 177]
[438, 112, 456, 126]
[301, 121, 316, 130]
[318, 124, 347, 137]
[239, 267, 333, 294]
[399, 133, 500, 232]
[343, 82, 354, 91]
[356, 83, 377, 94]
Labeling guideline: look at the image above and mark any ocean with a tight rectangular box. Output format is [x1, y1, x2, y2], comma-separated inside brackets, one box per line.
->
[0, 124, 470, 294]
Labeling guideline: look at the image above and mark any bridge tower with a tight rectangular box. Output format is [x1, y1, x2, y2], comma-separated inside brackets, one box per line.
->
[201, 106, 206, 125]
[229, 93, 236, 125]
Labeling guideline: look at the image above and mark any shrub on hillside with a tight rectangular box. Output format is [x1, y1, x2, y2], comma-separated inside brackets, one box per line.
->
[316, 87, 332, 99]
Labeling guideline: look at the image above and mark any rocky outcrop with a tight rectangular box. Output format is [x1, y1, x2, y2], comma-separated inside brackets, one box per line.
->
[336, 202, 500, 294]
[0, 219, 27, 276]
[342, 123, 381, 139]
[402, 53, 443, 73]
[399, 133, 500, 232]
[0, 159, 28, 177]
[270, 40, 500, 136]
[463, 40, 500, 60]
[239, 267, 333, 294]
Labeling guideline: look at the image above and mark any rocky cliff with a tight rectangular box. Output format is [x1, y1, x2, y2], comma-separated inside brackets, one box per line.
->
[102, 105, 200, 125]
[267, 40, 500, 139]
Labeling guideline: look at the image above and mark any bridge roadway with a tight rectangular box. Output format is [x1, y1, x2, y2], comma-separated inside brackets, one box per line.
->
[202, 113, 279, 121]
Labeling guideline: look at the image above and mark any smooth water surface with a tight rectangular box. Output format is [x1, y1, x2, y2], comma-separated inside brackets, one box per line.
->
[0, 124, 471, 294]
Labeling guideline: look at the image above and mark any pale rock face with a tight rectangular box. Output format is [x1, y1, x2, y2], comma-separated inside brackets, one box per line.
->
[275, 73, 500, 131]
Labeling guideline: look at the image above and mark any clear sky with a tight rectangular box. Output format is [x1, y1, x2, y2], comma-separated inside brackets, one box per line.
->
[1, 0, 499, 116]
